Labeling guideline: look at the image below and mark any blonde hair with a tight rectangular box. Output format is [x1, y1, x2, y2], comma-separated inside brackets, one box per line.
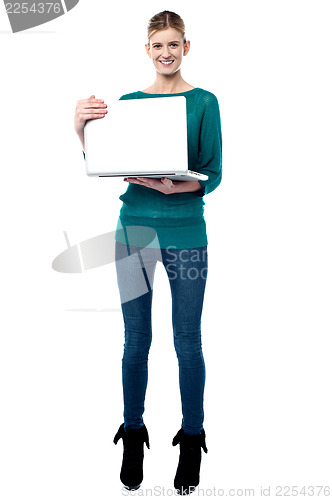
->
[147, 10, 186, 44]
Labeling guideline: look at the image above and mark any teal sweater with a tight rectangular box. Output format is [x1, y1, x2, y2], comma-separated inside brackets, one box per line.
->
[90, 87, 222, 249]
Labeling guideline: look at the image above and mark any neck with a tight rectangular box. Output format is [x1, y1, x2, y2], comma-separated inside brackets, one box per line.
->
[151, 71, 187, 94]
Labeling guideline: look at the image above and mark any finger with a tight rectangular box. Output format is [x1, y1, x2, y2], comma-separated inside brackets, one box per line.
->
[77, 97, 105, 104]
[79, 110, 108, 118]
[77, 95, 96, 103]
[80, 109, 108, 116]
[78, 109, 107, 118]
[78, 105, 108, 114]
[77, 101, 106, 110]
[137, 178, 155, 187]
[83, 102, 108, 109]
[81, 113, 107, 119]
[76, 107, 107, 118]
[129, 178, 147, 186]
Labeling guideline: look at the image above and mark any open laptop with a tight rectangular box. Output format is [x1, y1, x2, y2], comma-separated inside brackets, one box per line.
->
[83, 95, 208, 181]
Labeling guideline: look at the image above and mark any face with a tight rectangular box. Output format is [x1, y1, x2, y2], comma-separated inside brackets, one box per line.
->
[145, 27, 190, 75]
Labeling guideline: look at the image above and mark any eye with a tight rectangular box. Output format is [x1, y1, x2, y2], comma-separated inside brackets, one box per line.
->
[170, 43, 178, 47]
[153, 45, 161, 49]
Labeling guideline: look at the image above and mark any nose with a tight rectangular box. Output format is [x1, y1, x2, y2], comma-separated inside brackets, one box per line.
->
[162, 47, 171, 58]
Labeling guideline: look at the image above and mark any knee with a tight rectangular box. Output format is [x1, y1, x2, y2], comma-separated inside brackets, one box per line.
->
[123, 329, 152, 363]
[173, 331, 204, 366]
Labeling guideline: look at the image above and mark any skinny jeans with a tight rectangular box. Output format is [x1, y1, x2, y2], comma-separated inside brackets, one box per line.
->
[115, 239, 208, 435]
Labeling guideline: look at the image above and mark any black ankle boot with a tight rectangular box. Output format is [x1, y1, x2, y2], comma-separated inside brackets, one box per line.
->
[172, 428, 208, 495]
[113, 423, 150, 490]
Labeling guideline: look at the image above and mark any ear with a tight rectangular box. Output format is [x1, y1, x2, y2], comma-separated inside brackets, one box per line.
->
[183, 40, 190, 56]
[145, 43, 151, 58]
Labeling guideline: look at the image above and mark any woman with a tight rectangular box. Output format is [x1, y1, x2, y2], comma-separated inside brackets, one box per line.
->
[74, 10, 222, 495]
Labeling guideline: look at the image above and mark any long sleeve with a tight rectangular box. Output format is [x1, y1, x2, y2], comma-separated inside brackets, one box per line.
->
[195, 93, 222, 196]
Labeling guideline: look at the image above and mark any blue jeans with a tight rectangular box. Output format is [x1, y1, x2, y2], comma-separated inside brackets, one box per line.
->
[115, 239, 208, 436]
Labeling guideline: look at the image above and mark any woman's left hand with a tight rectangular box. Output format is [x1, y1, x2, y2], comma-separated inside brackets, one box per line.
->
[124, 176, 175, 195]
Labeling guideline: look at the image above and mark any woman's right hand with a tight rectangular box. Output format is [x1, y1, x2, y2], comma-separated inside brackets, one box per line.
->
[74, 94, 108, 134]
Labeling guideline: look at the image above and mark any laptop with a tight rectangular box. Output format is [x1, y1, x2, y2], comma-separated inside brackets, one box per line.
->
[83, 95, 208, 181]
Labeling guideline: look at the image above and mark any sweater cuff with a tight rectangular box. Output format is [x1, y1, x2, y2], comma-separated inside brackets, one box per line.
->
[195, 181, 206, 197]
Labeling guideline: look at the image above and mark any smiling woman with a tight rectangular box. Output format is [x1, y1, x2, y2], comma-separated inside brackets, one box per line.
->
[112, 10, 222, 496]
[74, 8, 222, 497]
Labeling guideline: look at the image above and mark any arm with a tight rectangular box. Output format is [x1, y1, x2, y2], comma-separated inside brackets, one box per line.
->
[194, 93, 222, 197]
[77, 128, 85, 151]
[169, 180, 204, 194]
[126, 94, 222, 196]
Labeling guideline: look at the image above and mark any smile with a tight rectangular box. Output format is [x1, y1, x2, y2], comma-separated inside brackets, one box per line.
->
[159, 60, 174, 66]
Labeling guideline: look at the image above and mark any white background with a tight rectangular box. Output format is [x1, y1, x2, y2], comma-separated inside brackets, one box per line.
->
[1, 0, 331, 498]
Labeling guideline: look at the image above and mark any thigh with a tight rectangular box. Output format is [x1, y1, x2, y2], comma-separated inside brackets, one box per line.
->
[162, 246, 208, 326]
[115, 240, 158, 306]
